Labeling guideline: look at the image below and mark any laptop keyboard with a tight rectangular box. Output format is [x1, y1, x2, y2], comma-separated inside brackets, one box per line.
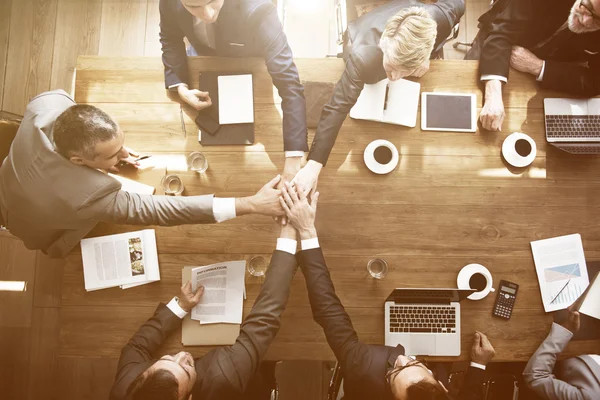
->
[389, 305, 456, 334]
[545, 115, 600, 139]
[553, 144, 600, 154]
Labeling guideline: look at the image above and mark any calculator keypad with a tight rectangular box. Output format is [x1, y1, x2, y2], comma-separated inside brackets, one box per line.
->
[493, 293, 515, 319]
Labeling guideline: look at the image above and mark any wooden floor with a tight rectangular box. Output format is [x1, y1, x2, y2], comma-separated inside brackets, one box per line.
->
[0, 1, 491, 399]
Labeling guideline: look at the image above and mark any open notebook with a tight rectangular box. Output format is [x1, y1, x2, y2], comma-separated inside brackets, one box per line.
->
[349, 78, 420, 127]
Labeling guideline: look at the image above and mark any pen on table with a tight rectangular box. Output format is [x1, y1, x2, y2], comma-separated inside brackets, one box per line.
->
[135, 155, 151, 161]
[550, 279, 571, 304]
[180, 106, 187, 137]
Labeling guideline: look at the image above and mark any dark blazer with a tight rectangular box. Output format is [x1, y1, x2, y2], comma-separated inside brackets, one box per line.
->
[476, 0, 600, 96]
[109, 250, 298, 400]
[298, 247, 485, 400]
[307, 0, 464, 165]
[159, 0, 308, 152]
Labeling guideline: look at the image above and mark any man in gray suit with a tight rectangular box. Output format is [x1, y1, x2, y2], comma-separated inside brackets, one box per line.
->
[523, 306, 600, 399]
[0, 90, 284, 258]
[109, 222, 299, 400]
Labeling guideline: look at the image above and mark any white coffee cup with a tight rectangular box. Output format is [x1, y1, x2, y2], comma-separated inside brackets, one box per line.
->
[457, 263, 495, 300]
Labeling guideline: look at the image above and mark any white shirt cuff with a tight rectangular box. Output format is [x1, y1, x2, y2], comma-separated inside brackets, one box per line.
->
[536, 61, 546, 81]
[276, 238, 297, 254]
[470, 362, 486, 370]
[481, 74, 508, 83]
[285, 151, 305, 158]
[301, 237, 320, 250]
[213, 197, 236, 223]
[168, 83, 188, 91]
[166, 297, 188, 319]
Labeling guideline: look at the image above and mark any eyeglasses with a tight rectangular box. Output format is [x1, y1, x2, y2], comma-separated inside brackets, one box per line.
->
[579, 0, 600, 22]
[385, 359, 433, 384]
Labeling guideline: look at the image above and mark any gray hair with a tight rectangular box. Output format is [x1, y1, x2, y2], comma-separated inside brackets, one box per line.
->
[53, 104, 119, 160]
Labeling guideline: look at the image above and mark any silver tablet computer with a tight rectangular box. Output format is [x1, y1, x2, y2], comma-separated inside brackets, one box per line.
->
[421, 92, 477, 132]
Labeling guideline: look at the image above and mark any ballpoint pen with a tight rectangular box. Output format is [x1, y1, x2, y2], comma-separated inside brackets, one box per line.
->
[550, 279, 571, 304]
[180, 106, 187, 137]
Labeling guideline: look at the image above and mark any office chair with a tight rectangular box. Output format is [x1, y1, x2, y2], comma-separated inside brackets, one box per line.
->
[452, 0, 497, 49]
[0, 114, 21, 230]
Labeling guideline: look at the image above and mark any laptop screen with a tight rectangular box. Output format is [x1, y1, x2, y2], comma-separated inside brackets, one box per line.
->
[386, 288, 475, 304]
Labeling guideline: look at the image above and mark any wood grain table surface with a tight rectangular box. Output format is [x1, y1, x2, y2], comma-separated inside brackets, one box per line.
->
[61, 56, 600, 362]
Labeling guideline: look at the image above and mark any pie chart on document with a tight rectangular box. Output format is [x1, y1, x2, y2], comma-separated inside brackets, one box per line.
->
[364, 140, 399, 175]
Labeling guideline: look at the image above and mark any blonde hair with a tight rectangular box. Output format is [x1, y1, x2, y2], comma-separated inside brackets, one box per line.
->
[380, 7, 437, 71]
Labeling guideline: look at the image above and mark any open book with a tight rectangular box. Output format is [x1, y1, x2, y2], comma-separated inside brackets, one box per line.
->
[190, 260, 246, 324]
[81, 229, 160, 291]
[349, 78, 420, 127]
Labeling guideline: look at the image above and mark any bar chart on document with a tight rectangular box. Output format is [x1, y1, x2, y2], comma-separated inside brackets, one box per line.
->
[531, 234, 590, 312]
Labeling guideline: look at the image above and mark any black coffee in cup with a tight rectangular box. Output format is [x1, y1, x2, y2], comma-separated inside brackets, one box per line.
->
[469, 273, 487, 292]
[374, 146, 393, 164]
[515, 139, 532, 157]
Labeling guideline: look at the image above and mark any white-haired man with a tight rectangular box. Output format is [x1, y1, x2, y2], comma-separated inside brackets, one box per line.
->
[468, 0, 600, 131]
[292, 0, 464, 195]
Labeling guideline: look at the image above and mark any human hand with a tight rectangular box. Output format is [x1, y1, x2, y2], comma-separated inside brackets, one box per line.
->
[410, 59, 430, 78]
[178, 85, 212, 111]
[275, 157, 303, 225]
[479, 80, 505, 131]
[291, 160, 322, 196]
[280, 182, 319, 240]
[279, 220, 297, 240]
[108, 147, 141, 173]
[510, 46, 543, 76]
[249, 175, 285, 217]
[470, 331, 496, 366]
[178, 281, 205, 312]
[560, 304, 581, 334]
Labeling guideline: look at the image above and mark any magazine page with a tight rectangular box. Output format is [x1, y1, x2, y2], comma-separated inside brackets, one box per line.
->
[120, 230, 160, 289]
[190, 261, 246, 324]
[81, 229, 158, 291]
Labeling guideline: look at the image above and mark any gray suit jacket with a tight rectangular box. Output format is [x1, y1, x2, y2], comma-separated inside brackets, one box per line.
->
[523, 323, 600, 400]
[308, 0, 464, 165]
[0, 90, 216, 258]
[109, 250, 298, 400]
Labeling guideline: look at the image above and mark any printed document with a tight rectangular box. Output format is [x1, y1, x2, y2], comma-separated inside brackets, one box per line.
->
[81, 229, 160, 291]
[190, 260, 246, 324]
[531, 234, 589, 312]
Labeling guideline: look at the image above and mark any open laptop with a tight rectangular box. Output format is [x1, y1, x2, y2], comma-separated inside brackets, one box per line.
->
[384, 288, 475, 356]
[544, 98, 600, 154]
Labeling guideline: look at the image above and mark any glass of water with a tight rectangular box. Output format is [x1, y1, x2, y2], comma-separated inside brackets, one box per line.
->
[161, 173, 184, 195]
[248, 256, 269, 277]
[367, 258, 389, 279]
[187, 151, 208, 173]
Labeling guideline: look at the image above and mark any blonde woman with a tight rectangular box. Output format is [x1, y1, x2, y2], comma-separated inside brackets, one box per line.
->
[293, 0, 464, 195]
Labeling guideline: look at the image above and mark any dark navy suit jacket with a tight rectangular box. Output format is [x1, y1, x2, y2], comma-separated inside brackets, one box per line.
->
[159, 0, 308, 152]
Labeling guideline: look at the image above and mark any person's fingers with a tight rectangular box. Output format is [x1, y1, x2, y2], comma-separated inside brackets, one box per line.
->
[480, 333, 493, 350]
[491, 115, 500, 131]
[298, 183, 307, 202]
[279, 197, 292, 215]
[265, 175, 281, 189]
[480, 113, 489, 131]
[126, 147, 139, 157]
[193, 286, 205, 301]
[286, 181, 300, 203]
[474, 331, 482, 347]
[189, 89, 208, 99]
[281, 216, 288, 226]
[182, 280, 192, 293]
[311, 192, 320, 210]
[281, 186, 294, 209]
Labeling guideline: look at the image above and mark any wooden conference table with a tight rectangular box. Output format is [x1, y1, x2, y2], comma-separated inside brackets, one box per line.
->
[60, 56, 600, 362]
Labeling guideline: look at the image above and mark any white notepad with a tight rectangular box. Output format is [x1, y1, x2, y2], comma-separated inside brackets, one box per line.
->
[349, 78, 420, 127]
[218, 74, 254, 125]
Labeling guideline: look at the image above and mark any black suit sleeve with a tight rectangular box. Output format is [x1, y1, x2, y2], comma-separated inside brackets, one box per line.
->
[299, 248, 371, 370]
[110, 303, 182, 400]
[541, 55, 600, 96]
[478, 0, 533, 80]
[195, 250, 298, 394]
[308, 53, 366, 165]
[159, 0, 190, 88]
[250, 2, 308, 152]
[457, 366, 486, 400]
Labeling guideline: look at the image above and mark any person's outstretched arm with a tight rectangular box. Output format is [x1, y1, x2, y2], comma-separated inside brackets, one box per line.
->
[200, 223, 299, 393]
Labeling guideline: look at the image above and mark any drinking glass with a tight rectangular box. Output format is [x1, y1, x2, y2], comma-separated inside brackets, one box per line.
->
[161, 174, 184, 195]
[367, 258, 389, 279]
[248, 256, 269, 277]
[187, 151, 208, 173]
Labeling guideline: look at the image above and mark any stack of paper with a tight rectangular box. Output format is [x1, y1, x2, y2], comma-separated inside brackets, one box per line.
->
[81, 229, 160, 291]
[189, 261, 246, 325]
[531, 234, 590, 312]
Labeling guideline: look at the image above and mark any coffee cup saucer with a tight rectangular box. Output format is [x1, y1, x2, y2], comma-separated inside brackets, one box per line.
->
[457, 263, 495, 300]
[364, 140, 399, 175]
